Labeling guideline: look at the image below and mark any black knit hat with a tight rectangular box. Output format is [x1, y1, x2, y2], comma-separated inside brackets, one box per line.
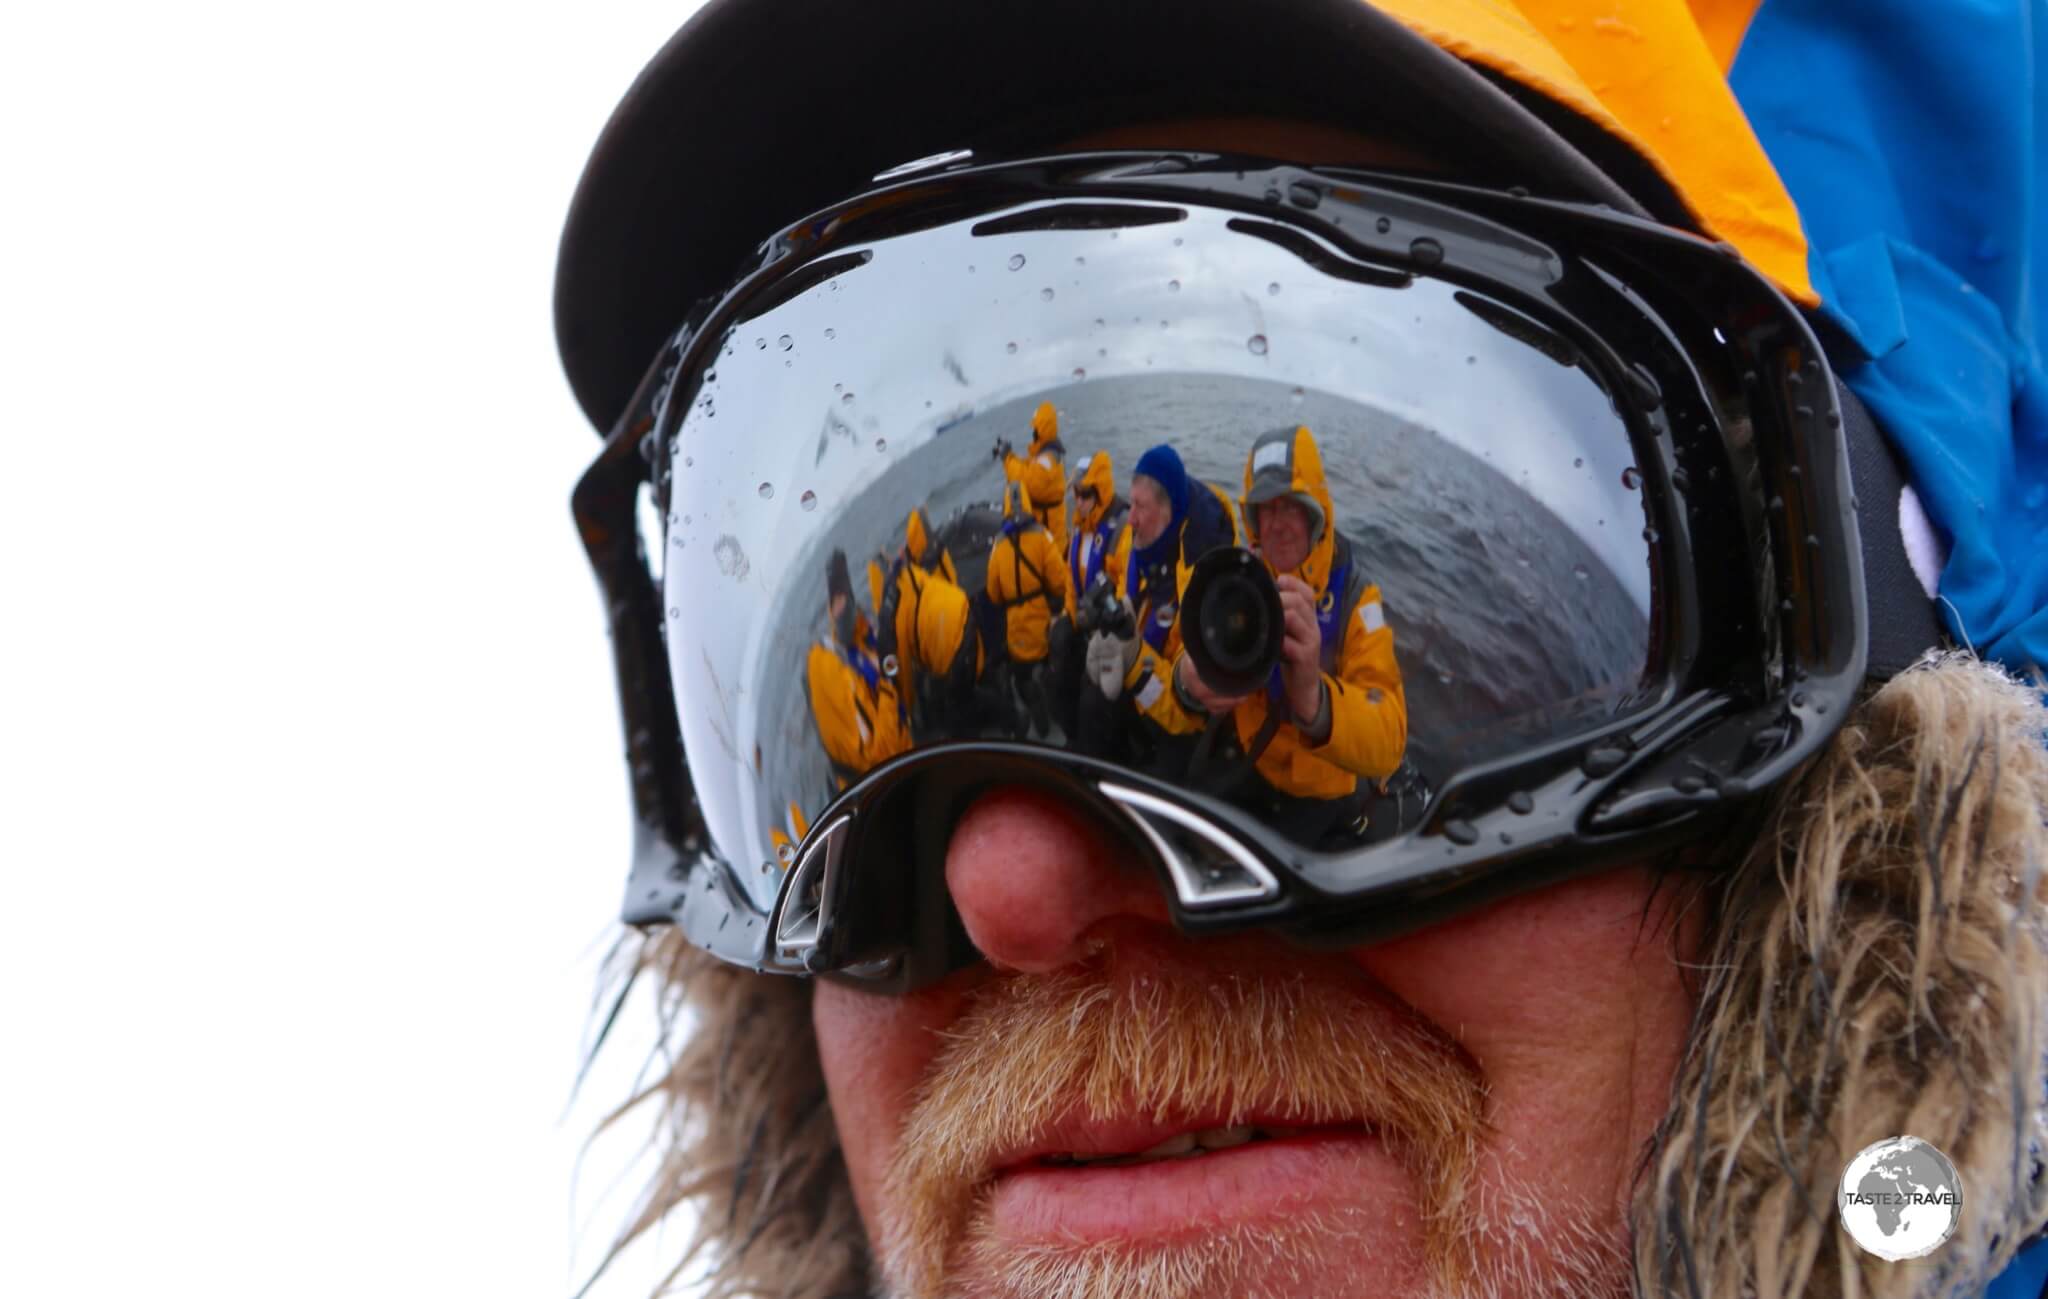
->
[826, 548, 853, 604]
[554, 0, 1690, 434]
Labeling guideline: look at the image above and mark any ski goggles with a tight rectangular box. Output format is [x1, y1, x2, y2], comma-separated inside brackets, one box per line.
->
[575, 152, 1938, 990]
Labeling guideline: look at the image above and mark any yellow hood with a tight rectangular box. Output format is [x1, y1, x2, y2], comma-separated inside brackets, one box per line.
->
[1242, 424, 1340, 597]
[1072, 450, 1117, 533]
[1028, 401, 1060, 454]
[904, 507, 933, 567]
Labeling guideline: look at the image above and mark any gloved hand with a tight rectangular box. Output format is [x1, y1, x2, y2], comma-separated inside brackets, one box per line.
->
[1086, 628, 1139, 700]
[991, 437, 1013, 463]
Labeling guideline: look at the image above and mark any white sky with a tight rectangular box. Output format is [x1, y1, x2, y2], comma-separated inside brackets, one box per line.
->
[1, 4, 713, 1296]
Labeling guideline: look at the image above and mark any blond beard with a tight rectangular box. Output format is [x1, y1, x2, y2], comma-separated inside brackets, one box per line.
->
[876, 964, 1630, 1299]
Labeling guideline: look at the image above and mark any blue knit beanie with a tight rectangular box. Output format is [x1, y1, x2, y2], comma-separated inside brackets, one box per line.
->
[1133, 443, 1190, 522]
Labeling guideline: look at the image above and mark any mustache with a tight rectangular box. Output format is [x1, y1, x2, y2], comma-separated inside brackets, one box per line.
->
[881, 960, 1492, 1296]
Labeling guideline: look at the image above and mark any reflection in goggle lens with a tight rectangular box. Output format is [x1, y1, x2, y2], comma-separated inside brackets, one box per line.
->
[661, 199, 1657, 916]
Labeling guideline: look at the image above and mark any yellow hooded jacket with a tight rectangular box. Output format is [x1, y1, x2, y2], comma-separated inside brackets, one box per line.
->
[805, 628, 911, 786]
[1002, 401, 1069, 557]
[986, 482, 1069, 665]
[1063, 450, 1130, 619]
[888, 507, 976, 698]
[1136, 426, 1407, 799]
[888, 560, 978, 695]
[903, 506, 959, 587]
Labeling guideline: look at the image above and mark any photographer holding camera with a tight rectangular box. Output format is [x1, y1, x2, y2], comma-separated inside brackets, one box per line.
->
[995, 400, 1069, 558]
[1158, 424, 1409, 842]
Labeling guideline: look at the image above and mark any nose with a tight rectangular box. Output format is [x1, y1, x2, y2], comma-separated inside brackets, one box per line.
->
[944, 785, 1174, 974]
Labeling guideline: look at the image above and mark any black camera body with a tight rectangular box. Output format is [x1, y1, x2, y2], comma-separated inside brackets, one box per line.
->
[1079, 572, 1135, 640]
[1180, 546, 1284, 697]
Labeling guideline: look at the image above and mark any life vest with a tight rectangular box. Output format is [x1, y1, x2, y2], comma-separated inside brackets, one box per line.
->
[829, 632, 884, 704]
[1068, 498, 1128, 602]
[1125, 545, 1178, 653]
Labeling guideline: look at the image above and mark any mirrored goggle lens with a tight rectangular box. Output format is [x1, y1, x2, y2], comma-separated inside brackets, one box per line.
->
[658, 194, 1665, 919]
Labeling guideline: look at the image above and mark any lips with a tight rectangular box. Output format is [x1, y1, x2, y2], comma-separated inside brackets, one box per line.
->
[1010, 1119, 1369, 1169]
[984, 1113, 1405, 1251]
[1037, 1123, 1292, 1166]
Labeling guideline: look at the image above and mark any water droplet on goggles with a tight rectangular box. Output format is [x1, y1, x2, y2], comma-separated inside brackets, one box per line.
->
[1581, 745, 1629, 777]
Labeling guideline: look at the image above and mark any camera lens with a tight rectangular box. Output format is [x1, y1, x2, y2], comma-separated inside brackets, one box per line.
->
[1182, 547, 1284, 696]
[1201, 574, 1272, 672]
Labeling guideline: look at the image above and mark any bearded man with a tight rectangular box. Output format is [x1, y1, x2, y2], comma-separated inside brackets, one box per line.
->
[557, 2, 2048, 1296]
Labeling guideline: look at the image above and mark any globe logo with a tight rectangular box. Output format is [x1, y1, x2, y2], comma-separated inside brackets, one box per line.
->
[1837, 1136, 1963, 1260]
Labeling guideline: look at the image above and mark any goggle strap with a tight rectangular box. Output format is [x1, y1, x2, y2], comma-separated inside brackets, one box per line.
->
[575, 340, 706, 925]
[1840, 380, 1950, 679]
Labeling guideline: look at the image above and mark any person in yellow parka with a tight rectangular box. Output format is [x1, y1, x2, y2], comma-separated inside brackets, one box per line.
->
[1047, 450, 1131, 738]
[984, 480, 1067, 737]
[1061, 450, 1129, 621]
[1082, 443, 1243, 764]
[1111, 443, 1241, 667]
[878, 508, 981, 736]
[1159, 425, 1407, 843]
[998, 400, 1067, 558]
[900, 505, 957, 586]
[805, 548, 911, 789]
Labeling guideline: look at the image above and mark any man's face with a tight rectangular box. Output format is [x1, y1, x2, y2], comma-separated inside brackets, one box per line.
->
[1255, 496, 1314, 574]
[1128, 477, 1169, 548]
[814, 789, 1700, 1298]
